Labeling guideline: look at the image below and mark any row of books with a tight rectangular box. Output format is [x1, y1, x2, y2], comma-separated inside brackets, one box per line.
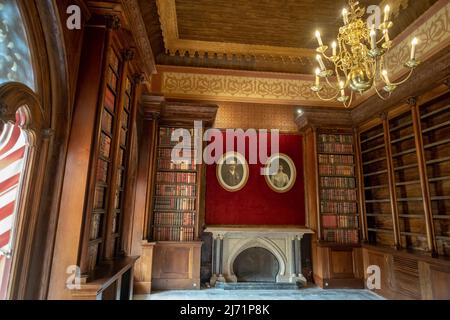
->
[318, 143, 354, 154]
[158, 148, 195, 158]
[320, 189, 357, 201]
[153, 226, 195, 242]
[318, 154, 354, 165]
[319, 165, 354, 176]
[322, 215, 359, 229]
[153, 212, 195, 227]
[159, 127, 194, 146]
[319, 134, 353, 144]
[154, 197, 196, 211]
[320, 201, 357, 214]
[156, 172, 197, 184]
[320, 177, 356, 188]
[158, 159, 196, 171]
[156, 184, 196, 196]
[323, 229, 359, 244]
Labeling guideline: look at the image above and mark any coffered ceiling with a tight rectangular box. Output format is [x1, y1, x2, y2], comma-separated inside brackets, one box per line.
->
[138, 0, 437, 74]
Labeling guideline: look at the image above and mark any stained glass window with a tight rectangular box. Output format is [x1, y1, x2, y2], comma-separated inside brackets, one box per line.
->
[0, 0, 34, 90]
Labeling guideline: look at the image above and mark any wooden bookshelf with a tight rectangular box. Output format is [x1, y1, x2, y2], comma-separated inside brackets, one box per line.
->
[151, 127, 198, 242]
[420, 95, 450, 257]
[360, 124, 395, 247]
[85, 46, 138, 271]
[389, 111, 428, 252]
[358, 92, 450, 258]
[317, 132, 360, 244]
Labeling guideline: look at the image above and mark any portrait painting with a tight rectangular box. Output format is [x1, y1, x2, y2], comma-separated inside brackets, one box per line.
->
[264, 153, 297, 193]
[216, 152, 249, 192]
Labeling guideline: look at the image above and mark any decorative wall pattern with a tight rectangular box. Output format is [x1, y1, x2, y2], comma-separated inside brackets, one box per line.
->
[213, 102, 298, 132]
[162, 71, 337, 105]
[385, 1, 450, 77]
[0, 0, 34, 90]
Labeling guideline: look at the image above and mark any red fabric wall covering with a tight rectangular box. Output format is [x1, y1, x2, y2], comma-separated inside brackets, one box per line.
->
[205, 133, 305, 226]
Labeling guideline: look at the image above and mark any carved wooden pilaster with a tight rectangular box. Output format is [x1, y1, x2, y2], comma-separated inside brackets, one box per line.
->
[381, 112, 401, 249]
[408, 97, 437, 256]
[354, 127, 368, 242]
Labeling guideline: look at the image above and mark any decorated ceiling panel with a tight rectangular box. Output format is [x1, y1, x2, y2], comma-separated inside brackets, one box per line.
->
[139, 0, 438, 74]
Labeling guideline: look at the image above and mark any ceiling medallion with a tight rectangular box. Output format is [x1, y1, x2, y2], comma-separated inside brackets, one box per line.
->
[310, 0, 419, 108]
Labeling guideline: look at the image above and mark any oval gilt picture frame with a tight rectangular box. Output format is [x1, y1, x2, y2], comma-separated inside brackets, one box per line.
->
[216, 152, 249, 192]
[264, 153, 297, 193]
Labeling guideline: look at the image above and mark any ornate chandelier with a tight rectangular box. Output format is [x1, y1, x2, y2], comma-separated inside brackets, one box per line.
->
[310, 0, 420, 108]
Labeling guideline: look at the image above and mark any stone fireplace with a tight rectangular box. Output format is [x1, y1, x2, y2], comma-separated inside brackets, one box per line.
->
[205, 227, 314, 286]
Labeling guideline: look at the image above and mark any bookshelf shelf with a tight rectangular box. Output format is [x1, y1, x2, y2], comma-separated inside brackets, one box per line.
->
[420, 104, 450, 120]
[363, 156, 387, 166]
[317, 132, 359, 244]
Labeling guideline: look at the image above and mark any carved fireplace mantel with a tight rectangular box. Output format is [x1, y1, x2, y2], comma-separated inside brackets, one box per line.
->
[205, 226, 314, 286]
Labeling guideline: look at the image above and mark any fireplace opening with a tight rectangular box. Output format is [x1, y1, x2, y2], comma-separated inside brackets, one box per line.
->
[232, 247, 280, 282]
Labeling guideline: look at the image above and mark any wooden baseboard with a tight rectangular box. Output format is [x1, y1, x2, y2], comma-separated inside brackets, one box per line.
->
[134, 281, 152, 295]
[152, 278, 200, 290]
[314, 274, 364, 289]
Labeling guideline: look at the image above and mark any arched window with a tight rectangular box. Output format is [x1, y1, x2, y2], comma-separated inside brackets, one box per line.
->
[0, 106, 31, 300]
[0, 0, 36, 300]
[0, 0, 35, 90]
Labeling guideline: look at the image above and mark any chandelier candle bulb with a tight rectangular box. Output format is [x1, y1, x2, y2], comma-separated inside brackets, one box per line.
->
[332, 41, 337, 56]
[339, 81, 345, 96]
[382, 70, 391, 85]
[315, 68, 320, 87]
[370, 27, 377, 50]
[411, 37, 418, 60]
[384, 5, 390, 24]
[315, 31, 324, 47]
[316, 54, 326, 71]
[342, 8, 349, 25]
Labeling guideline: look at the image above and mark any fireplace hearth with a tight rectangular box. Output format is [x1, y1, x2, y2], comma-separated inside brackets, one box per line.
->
[205, 227, 314, 286]
[233, 247, 279, 282]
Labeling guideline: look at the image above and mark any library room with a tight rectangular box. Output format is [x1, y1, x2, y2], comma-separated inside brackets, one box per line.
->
[0, 0, 449, 308]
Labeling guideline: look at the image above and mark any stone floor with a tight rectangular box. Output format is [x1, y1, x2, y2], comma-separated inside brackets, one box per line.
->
[135, 286, 383, 300]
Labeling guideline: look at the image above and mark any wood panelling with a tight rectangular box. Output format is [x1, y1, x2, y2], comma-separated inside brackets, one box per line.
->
[133, 241, 155, 294]
[331, 250, 355, 277]
[152, 242, 202, 290]
[363, 245, 450, 300]
[313, 244, 364, 289]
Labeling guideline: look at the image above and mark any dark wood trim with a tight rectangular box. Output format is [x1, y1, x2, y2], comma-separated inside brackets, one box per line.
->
[410, 101, 437, 256]
[354, 128, 368, 242]
[382, 115, 401, 249]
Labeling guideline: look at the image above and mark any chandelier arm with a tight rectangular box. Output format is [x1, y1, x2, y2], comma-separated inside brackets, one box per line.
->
[316, 90, 340, 101]
[322, 52, 333, 61]
[373, 83, 390, 101]
[325, 76, 339, 90]
[343, 91, 354, 108]
[390, 68, 414, 86]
